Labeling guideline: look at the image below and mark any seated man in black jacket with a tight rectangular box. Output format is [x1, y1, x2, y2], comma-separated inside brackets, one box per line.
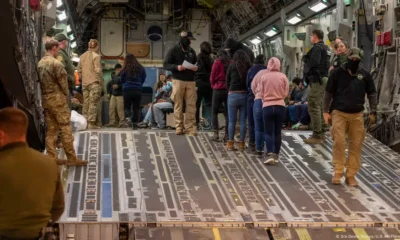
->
[106, 63, 124, 127]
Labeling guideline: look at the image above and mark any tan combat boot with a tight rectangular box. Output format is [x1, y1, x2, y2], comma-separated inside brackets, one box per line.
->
[226, 140, 235, 151]
[66, 158, 88, 166]
[304, 136, 323, 144]
[176, 128, 184, 135]
[237, 141, 245, 151]
[88, 121, 100, 129]
[332, 173, 343, 185]
[345, 176, 358, 187]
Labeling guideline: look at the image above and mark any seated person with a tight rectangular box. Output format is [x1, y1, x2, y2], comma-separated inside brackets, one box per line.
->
[138, 75, 173, 129]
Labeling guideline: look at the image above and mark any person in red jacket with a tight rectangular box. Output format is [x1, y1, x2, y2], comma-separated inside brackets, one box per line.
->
[210, 50, 230, 141]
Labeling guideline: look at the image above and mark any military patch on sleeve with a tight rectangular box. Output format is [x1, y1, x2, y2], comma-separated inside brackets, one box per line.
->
[57, 56, 64, 62]
[357, 74, 364, 80]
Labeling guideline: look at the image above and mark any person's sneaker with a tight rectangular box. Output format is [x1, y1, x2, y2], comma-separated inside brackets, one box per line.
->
[226, 140, 235, 151]
[264, 153, 275, 165]
[304, 136, 323, 144]
[66, 159, 88, 166]
[137, 121, 149, 128]
[212, 131, 219, 141]
[332, 173, 343, 185]
[292, 123, 300, 130]
[255, 150, 264, 158]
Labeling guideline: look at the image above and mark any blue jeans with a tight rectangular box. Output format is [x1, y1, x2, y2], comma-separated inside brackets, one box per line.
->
[263, 105, 285, 154]
[153, 102, 173, 128]
[247, 96, 255, 144]
[228, 93, 247, 141]
[143, 107, 152, 123]
[253, 99, 264, 151]
[289, 106, 297, 123]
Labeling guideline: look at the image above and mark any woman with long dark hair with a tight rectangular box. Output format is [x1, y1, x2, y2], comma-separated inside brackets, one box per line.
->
[210, 49, 230, 141]
[120, 54, 147, 129]
[226, 50, 252, 151]
[195, 41, 214, 127]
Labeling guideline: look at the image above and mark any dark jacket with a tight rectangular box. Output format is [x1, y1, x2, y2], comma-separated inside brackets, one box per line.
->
[0, 142, 64, 239]
[303, 41, 330, 78]
[163, 43, 197, 81]
[194, 54, 214, 88]
[324, 64, 378, 113]
[107, 73, 123, 96]
[226, 64, 247, 92]
[120, 67, 147, 91]
[210, 59, 228, 90]
[246, 64, 267, 98]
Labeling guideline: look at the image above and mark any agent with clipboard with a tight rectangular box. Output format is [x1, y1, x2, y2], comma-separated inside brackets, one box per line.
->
[163, 31, 198, 136]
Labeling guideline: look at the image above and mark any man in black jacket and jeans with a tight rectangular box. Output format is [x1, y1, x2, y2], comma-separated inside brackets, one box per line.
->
[163, 31, 198, 136]
[106, 63, 124, 127]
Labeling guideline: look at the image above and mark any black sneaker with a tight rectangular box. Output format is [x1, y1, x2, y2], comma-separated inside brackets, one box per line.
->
[255, 150, 264, 158]
[137, 121, 149, 128]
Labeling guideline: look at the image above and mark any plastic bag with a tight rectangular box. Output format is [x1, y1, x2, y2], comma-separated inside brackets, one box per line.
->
[70, 110, 87, 132]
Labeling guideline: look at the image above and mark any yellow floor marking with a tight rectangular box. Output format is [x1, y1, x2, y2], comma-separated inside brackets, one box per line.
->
[353, 228, 370, 240]
[295, 228, 312, 240]
[333, 228, 346, 232]
[213, 228, 221, 240]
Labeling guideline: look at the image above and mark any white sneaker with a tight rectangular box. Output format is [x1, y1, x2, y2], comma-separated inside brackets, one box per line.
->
[264, 153, 275, 165]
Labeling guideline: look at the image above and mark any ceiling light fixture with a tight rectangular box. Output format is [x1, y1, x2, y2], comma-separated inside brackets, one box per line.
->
[66, 25, 72, 33]
[265, 27, 278, 37]
[69, 34, 75, 41]
[287, 14, 302, 25]
[250, 37, 261, 45]
[57, 0, 63, 8]
[57, 11, 67, 21]
[308, 2, 328, 12]
[71, 41, 77, 48]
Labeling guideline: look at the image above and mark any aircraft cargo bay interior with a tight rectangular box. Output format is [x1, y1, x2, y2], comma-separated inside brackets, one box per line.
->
[0, 0, 400, 239]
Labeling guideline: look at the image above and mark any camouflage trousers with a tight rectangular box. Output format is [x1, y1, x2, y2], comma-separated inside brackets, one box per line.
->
[43, 93, 77, 161]
[307, 77, 327, 137]
[96, 96, 103, 126]
[83, 82, 102, 122]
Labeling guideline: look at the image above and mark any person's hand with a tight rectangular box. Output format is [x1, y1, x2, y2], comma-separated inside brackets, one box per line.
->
[369, 113, 377, 124]
[323, 112, 331, 126]
[191, 66, 198, 72]
[329, 66, 334, 71]
[112, 84, 118, 89]
[177, 65, 185, 71]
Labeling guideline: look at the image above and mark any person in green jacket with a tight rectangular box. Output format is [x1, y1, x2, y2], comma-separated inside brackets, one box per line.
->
[54, 33, 75, 99]
[329, 41, 349, 75]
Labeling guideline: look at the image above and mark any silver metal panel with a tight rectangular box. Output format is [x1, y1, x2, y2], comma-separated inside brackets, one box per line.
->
[61, 130, 400, 224]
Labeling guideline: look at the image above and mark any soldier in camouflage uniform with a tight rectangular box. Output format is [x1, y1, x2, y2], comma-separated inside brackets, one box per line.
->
[37, 40, 88, 166]
[78, 39, 103, 129]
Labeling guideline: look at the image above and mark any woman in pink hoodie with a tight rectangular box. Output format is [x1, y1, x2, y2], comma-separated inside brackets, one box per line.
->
[259, 57, 289, 165]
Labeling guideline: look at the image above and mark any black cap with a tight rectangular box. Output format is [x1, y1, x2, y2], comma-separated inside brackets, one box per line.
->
[54, 33, 69, 42]
[114, 63, 122, 69]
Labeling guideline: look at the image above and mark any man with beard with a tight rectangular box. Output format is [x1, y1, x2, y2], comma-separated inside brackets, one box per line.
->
[224, 38, 255, 63]
[323, 48, 377, 187]
[163, 31, 198, 136]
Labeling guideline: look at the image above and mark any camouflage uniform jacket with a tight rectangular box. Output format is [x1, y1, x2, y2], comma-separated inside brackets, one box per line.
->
[38, 53, 69, 98]
[57, 48, 75, 91]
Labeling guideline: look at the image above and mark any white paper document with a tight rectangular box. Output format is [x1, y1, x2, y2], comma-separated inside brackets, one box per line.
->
[182, 60, 197, 70]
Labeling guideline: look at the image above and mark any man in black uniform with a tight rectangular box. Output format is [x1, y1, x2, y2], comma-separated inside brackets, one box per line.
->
[224, 38, 255, 63]
[163, 31, 198, 136]
[323, 48, 377, 187]
[303, 29, 331, 144]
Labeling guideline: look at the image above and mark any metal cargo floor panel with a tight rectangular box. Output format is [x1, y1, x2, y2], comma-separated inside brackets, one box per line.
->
[60, 130, 400, 223]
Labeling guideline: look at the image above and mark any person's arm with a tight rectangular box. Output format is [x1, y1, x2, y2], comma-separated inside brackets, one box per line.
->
[50, 170, 65, 222]
[210, 61, 218, 88]
[323, 69, 337, 113]
[191, 50, 197, 65]
[226, 65, 232, 90]
[365, 73, 378, 114]
[251, 70, 262, 95]
[55, 62, 69, 97]
[303, 45, 322, 74]
[93, 55, 103, 84]
[163, 48, 178, 71]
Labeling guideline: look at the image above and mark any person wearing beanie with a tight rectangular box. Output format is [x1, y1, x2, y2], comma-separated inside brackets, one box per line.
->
[163, 31, 198, 136]
[106, 63, 124, 127]
[247, 54, 267, 154]
[224, 38, 255, 63]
